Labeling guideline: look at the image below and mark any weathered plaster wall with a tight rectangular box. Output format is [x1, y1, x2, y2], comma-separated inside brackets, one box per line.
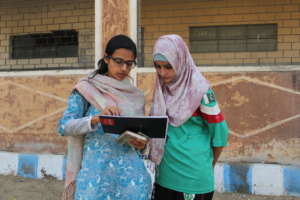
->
[102, 0, 129, 49]
[1, 70, 299, 166]
[1, 0, 299, 167]
[0, 75, 82, 154]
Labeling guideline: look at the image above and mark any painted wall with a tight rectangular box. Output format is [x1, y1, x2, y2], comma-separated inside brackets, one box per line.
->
[1, 151, 300, 197]
[0, 0, 299, 168]
[0, 74, 82, 153]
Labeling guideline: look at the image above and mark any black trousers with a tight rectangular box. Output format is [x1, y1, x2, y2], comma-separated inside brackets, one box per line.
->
[153, 183, 214, 200]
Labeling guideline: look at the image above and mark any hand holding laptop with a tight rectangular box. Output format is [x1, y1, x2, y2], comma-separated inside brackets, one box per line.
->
[117, 130, 150, 149]
[128, 138, 148, 150]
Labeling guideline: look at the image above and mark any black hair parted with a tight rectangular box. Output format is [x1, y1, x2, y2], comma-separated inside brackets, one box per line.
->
[92, 34, 137, 76]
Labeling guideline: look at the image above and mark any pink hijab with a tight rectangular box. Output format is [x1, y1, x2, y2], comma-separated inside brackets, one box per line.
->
[151, 34, 210, 127]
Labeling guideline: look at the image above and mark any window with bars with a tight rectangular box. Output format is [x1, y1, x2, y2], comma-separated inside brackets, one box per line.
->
[10, 30, 78, 59]
[190, 24, 277, 53]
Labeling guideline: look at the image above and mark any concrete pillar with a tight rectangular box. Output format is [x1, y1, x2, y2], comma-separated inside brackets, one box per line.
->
[95, 0, 138, 68]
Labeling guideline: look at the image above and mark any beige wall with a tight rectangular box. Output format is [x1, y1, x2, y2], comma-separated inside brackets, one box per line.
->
[141, 0, 300, 67]
[0, 75, 81, 154]
[0, 0, 299, 167]
[102, 0, 129, 50]
[1, 70, 299, 166]
[0, 0, 95, 70]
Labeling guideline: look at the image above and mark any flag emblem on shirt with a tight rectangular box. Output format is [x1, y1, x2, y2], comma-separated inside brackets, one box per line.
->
[207, 93, 215, 103]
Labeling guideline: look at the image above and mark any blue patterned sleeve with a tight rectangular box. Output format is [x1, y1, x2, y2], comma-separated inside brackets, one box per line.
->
[58, 90, 95, 136]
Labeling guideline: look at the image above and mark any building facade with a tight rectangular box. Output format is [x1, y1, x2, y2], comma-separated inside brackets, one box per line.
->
[0, 0, 299, 196]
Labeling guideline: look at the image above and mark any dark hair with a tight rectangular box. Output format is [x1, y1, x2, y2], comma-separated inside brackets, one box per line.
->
[92, 34, 137, 76]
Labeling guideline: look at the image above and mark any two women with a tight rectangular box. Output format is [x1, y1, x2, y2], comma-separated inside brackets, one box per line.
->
[59, 34, 228, 200]
[58, 35, 152, 200]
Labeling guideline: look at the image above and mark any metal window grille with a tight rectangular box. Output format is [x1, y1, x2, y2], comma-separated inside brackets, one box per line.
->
[11, 30, 78, 59]
[0, 0, 95, 72]
[137, 27, 144, 67]
[190, 24, 277, 53]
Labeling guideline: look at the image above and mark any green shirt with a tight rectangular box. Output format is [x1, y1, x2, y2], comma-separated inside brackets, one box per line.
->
[156, 89, 228, 194]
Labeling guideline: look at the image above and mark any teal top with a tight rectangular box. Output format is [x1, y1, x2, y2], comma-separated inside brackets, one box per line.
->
[156, 88, 228, 194]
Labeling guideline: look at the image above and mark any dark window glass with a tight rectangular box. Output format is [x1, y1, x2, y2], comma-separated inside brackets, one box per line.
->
[11, 30, 78, 59]
[190, 24, 277, 53]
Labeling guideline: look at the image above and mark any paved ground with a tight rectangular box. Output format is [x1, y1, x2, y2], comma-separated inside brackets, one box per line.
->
[0, 175, 299, 200]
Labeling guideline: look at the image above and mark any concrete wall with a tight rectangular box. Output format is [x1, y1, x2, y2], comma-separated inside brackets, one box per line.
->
[0, 0, 95, 70]
[141, 0, 300, 67]
[0, 74, 82, 153]
[0, 0, 299, 168]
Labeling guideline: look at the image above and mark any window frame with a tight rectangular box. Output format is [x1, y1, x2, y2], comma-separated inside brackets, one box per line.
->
[189, 24, 278, 53]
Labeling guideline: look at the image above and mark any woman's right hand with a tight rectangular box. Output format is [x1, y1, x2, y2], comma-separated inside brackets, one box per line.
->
[91, 106, 121, 126]
[91, 116, 100, 126]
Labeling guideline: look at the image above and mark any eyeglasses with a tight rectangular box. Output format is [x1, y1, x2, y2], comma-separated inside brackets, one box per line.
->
[108, 56, 136, 68]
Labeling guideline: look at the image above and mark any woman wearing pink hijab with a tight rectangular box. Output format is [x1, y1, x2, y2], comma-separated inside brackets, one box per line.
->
[151, 34, 229, 200]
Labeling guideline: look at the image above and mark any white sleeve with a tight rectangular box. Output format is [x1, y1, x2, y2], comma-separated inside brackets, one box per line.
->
[63, 116, 98, 136]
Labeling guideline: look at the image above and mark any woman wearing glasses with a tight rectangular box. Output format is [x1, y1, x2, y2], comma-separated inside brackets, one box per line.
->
[58, 35, 152, 200]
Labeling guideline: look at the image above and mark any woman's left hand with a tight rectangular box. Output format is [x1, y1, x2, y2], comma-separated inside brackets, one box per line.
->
[128, 138, 148, 150]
